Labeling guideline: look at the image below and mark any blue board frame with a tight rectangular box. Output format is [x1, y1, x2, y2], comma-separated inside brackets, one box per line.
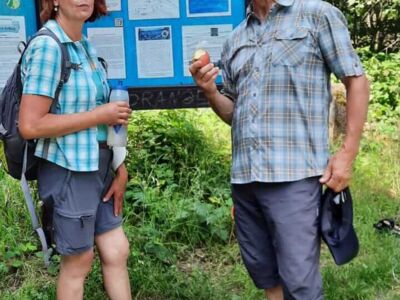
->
[0, 0, 38, 39]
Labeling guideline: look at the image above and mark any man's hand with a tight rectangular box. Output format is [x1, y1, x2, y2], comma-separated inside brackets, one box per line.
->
[103, 163, 128, 216]
[319, 148, 356, 192]
[189, 61, 219, 97]
[320, 75, 369, 192]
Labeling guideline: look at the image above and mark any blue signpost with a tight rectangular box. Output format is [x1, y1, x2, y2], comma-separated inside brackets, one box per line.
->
[1, 1, 246, 109]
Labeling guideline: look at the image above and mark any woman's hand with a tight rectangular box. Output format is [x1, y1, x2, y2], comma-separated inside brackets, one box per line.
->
[103, 163, 129, 216]
[94, 101, 132, 126]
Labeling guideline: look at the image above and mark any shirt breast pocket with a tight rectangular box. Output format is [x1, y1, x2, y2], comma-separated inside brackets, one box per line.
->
[272, 28, 310, 67]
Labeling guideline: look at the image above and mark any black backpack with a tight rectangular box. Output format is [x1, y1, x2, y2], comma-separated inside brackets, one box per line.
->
[0, 28, 75, 266]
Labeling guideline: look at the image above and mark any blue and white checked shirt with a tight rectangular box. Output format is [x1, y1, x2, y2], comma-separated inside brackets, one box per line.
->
[21, 20, 110, 172]
[221, 0, 364, 183]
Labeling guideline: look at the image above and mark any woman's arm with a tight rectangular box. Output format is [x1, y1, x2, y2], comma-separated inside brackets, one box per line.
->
[19, 94, 131, 139]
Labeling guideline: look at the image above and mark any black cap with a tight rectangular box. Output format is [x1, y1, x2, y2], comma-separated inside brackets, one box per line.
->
[320, 187, 359, 265]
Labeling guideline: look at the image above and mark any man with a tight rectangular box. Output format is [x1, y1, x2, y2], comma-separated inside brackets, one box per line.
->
[189, 0, 369, 299]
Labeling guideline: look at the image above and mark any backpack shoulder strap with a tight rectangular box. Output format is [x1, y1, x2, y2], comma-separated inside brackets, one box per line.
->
[97, 57, 108, 74]
[33, 28, 73, 113]
[21, 28, 82, 112]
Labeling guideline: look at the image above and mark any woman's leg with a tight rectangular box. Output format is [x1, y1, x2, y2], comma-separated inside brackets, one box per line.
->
[57, 249, 94, 300]
[95, 227, 131, 300]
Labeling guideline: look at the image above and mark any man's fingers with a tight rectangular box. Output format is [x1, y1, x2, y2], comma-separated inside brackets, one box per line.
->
[203, 67, 219, 82]
[189, 60, 206, 75]
[197, 64, 214, 79]
[326, 174, 349, 192]
[319, 162, 333, 184]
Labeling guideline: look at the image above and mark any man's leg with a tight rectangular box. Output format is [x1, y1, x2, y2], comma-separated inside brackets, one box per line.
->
[255, 177, 323, 300]
[264, 286, 284, 300]
[57, 249, 94, 300]
[95, 227, 131, 300]
[232, 183, 282, 298]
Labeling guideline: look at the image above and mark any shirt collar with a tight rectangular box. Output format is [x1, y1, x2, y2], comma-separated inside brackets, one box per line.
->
[276, 0, 295, 6]
[43, 19, 88, 44]
[246, 0, 295, 24]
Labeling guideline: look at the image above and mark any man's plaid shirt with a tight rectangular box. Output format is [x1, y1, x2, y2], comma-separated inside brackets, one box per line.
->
[221, 0, 364, 183]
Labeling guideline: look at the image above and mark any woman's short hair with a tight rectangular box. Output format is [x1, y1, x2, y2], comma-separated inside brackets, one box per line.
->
[40, 0, 107, 23]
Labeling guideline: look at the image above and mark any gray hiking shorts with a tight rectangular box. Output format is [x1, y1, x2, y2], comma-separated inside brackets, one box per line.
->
[37, 148, 122, 256]
[231, 177, 323, 300]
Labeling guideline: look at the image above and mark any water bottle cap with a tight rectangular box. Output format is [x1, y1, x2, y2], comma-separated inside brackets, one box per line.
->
[114, 81, 127, 90]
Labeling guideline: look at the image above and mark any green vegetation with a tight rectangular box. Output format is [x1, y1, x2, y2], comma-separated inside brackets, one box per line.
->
[328, 0, 400, 52]
[360, 50, 400, 127]
[0, 104, 399, 299]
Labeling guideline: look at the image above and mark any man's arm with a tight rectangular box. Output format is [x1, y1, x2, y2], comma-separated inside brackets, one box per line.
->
[189, 61, 234, 125]
[320, 75, 370, 192]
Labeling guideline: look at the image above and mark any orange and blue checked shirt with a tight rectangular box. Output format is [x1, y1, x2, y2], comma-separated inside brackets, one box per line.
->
[221, 0, 364, 183]
[21, 20, 110, 172]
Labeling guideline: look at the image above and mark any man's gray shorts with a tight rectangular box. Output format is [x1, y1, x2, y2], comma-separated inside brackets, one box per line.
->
[232, 177, 323, 300]
[37, 148, 122, 256]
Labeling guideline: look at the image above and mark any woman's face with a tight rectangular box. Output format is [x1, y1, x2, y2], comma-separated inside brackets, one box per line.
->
[54, 0, 94, 22]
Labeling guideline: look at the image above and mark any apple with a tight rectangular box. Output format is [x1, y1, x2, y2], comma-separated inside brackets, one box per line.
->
[192, 49, 211, 67]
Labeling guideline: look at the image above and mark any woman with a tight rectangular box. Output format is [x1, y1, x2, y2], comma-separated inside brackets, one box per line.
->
[18, 1, 132, 299]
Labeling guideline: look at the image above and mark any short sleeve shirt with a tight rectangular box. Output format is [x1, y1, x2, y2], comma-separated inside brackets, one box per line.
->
[221, 0, 364, 183]
[21, 20, 110, 172]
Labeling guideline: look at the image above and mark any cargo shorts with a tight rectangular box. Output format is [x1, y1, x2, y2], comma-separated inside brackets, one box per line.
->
[37, 148, 123, 256]
[231, 177, 323, 299]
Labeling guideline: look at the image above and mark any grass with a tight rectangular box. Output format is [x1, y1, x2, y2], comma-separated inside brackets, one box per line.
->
[0, 109, 399, 299]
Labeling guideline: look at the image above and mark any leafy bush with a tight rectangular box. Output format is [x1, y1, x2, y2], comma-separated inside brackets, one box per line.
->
[124, 110, 233, 260]
[328, 0, 400, 52]
[359, 49, 400, 125]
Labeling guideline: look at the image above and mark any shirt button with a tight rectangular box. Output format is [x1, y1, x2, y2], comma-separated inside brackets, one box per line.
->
[253, 93, 257, 97]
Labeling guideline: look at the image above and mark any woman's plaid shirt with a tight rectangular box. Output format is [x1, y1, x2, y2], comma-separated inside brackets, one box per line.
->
[21, 20, 110, 172]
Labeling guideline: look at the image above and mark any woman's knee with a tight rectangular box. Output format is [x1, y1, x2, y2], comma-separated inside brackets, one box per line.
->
[100, 235, 130, 266]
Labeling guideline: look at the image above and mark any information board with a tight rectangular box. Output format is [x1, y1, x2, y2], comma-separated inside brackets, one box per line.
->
[84, 0, 246, 109]
[0, 0, 38, 90]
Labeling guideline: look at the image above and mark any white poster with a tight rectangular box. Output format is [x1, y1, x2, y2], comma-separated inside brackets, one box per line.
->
[128, 0, 180, 20]
[0, 16, 26, 89]
[106, 0, 121, 11]
[136, 26, 174, 78]
[182, 24, 232, 77]
[87, 27, 126, 79]
[186, 0, 231, 17]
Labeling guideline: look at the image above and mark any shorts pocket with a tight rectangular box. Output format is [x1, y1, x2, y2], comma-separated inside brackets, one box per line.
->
[272, 28, 309, 66]
[54, 209, 95, 254]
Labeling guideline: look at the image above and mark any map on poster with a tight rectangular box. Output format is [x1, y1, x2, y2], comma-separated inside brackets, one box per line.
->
[136, 26, 174, 78]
